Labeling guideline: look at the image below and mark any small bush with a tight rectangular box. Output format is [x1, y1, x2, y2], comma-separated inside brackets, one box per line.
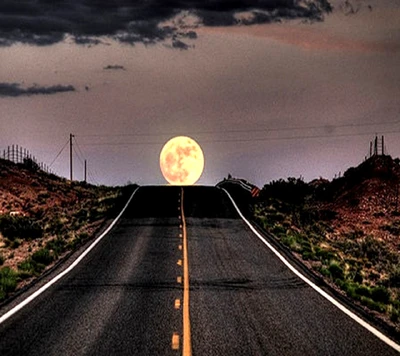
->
[18, 260, 36, 277]
[360, 296, 386, 313]
[271, 224, 286, 237]
[0, 267, 18, 300]
[355, 284, 371, 298]
[302, 250, 317, 261]
[0, 215, 43, 241]
[31, 248, 54, 266]
[46, 238, 66, 257]
[281, 233, 302, 252]
[390, 309, 400, 323]
[319, 266, 331, 278]
[341, 281, 359, 300]
[353, 270, 363, 284]
[78, 232, 89, 240]
[370, 286, 391, 304]
[9, 239, 21, 249]
[315, 246, 337, 262]
[0, 253, 4, 265]
[329, 262, 344, 280]
[388, 265, 400, 288]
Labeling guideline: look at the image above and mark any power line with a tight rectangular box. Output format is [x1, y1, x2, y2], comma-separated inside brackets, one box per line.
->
[77, 128, 400, 146]
[73, 136, 86, 162]
[76, 119, 400, 138]
[73, 145, 84, 165]
[49, 139, 70, 167]
[73, 136, 102, 185]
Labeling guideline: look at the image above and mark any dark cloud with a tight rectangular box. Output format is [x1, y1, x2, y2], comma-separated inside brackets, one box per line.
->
[0, 83, 75, 97]
[0, 1, 332, 47]
[172, 39, 192, 50]
[104, 65, 126, 71]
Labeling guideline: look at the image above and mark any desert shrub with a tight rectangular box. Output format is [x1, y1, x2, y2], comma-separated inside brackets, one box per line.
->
[78, 232, 89, 240]
[340, 280, 359, 300]
[271, 224, 286, 237]
[388, 265, 400, 288]
[281, 233, 302, 252]
[69, 231, 89, 249]
[380, 223, 400, 236]
[370, 286, 391, 304]
[353, 270, 363, 284]
[38, 192, 50, 201]
[390, 308, 400, 323]
[31, 248, 54, 266]
[261, 177, 311, 205]
[349, 236, 398, 265]
[0, 267, 18, 300]
[18, 260, 36, 277]
[74, 208, 88, 220]
[302, 250, 317, 261]
[360, 296, 386, 313]
[355, 284, 371, 298]
[22, 157, 40, 171]
[0, 215, 43, 241]
[47, 217, 66, 235]
[301, 240, 317, 260]
[9, 239, 21, 249]
[19, 250, 54, 276]
[45, 238, 66, 257]
[315, 246, 337, 263]
[32, 208, 45, 220]
[329, 262, 344, 280]
[319, 266, 331, 278]
[256, 216, 272, 230]
[268, 212, 286, 223]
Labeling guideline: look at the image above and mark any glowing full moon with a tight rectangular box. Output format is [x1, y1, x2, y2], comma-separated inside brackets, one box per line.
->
[160, 136, 204, 185]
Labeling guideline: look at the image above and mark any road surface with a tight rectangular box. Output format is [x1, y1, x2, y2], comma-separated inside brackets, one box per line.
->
[0, 186, 398, 355]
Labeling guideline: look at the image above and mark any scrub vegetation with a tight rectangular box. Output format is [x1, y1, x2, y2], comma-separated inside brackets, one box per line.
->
[0, 158, 135, 301]
[253, 155, 400, 331]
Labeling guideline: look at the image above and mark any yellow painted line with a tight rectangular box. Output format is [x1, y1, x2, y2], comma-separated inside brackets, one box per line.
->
[181, 187, 192, 356]
[175, 299, 181, 309]
[172, 333, 180, 350]
[177, 276, 182, 284]
[177, 259, 182, 266]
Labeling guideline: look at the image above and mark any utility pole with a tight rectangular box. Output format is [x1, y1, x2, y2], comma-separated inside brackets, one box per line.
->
[70, 133, 74, 181]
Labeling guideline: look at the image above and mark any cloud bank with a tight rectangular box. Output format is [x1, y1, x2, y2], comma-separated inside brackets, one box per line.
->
[0, 1, 332, 47]
[0, 83, 75, 97]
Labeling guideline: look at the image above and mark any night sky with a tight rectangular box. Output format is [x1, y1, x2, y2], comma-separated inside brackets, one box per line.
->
[1, 0, 399, 187]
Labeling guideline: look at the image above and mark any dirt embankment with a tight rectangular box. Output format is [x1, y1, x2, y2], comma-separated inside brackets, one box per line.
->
[0, 158, 130, 300]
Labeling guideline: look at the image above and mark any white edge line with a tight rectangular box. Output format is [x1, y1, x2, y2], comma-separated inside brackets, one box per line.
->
[0, 187, 140, 325]
[221, 188, 400, 352]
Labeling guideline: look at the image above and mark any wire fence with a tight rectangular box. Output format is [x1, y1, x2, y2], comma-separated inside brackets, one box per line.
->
[1, 144, 54, 174]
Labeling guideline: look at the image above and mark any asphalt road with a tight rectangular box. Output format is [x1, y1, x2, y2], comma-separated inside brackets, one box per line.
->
[0, 186, 398, 355]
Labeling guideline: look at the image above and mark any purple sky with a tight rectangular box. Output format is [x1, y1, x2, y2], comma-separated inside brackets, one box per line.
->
[0, 0, 399, 187]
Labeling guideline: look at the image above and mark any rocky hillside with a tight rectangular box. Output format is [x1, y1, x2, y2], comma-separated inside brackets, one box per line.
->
[0, 158, 131, 300]
[316, 155, 400, 248]
[254, 155, 400, 332]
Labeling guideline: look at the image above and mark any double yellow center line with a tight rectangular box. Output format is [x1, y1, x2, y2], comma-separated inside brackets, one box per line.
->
[181, 187, 192, 356]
